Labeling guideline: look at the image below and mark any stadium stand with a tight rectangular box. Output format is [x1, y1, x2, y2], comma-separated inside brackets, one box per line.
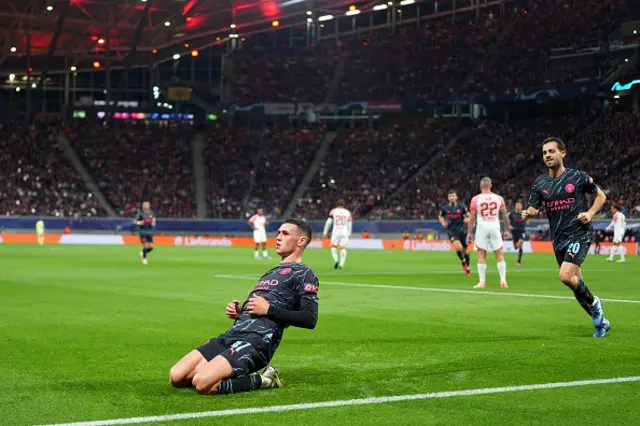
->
[69, 121, 196, 218]
[0, 120, 104, 217]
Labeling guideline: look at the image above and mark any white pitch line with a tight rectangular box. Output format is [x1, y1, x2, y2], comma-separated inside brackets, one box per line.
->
[37, 376, 640, 426]
[213, 274, 640, 305]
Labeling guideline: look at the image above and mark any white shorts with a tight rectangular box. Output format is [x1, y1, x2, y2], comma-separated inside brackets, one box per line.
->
[331, 234, 349, 247]
[37, 231, 45, 237]
[253, 229, 267, 244]
[613, 229, 625, 244]
[475, 227, 503, 252]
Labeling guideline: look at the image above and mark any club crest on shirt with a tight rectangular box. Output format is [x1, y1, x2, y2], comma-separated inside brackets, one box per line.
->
[565, 183, 575, 193]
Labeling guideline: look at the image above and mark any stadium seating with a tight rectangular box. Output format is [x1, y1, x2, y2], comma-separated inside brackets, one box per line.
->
[0, 121, 104, 217]
[292, 118, 462, 219]
[70, 121, 196, 218]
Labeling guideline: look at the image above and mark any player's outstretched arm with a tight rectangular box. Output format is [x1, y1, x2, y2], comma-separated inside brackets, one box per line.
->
[521, 206, 539, 221]
[322, 217, 332, 238]
[247, 295, 318, 329]
[579, 187, 607, 224]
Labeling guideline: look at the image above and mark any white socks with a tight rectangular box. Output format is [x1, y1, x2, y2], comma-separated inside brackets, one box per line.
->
[254, 250, 260, 259]
[340, 249, 347, 267]
[477, 263, 487, 284]
[497, 261, 507, 284]
[262, 250, 269, 258]
[331, 247, 338, 263]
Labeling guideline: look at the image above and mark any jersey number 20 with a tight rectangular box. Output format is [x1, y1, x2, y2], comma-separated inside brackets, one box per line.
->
[335, 215, 347, 226]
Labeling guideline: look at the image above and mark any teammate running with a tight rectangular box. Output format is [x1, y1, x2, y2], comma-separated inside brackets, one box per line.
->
[606, 204, 626, 263]
[467, 177, 511, 289]
[248, 208, 271, 260]
[439, 190, 471, 276]
[135, 201, 155, 265]
[36, 218, 45, 246]
[169, 219, 319, 394]
[323, 200, 352, 269]
[509, 201, 528, 265]
[522, 137, 610, 338]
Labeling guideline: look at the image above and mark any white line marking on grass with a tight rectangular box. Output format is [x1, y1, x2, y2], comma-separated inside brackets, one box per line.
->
[38, 376, 640, 426]
[213, 275, 640, 305]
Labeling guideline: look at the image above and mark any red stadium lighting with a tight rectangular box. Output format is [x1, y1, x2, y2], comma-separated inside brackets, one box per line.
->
[93, 61, 101, 68]
[152, 49, 158, 54]
[91, 36, 98, 41]
[272, 20, 279, 27]
[28, 67, 33, 72]
[186, 17, 192, 22]
[216, 37, 221, 41]
[184, 43, 190, 48]
[191, 50, 199, 57]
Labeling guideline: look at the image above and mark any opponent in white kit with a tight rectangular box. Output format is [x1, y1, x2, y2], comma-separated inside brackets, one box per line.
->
[248, 208, 271, 260]
[606, 204, 626, 263]
[322, 200, 352, 269]
[467, 177, 511, 289]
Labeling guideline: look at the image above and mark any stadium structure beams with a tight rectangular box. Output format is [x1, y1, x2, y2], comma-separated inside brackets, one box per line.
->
[38, 0, 71, 99]
[110, 0, 153, 120]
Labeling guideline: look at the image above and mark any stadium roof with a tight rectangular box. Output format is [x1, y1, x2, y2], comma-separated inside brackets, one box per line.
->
[0, 0, 370, 73]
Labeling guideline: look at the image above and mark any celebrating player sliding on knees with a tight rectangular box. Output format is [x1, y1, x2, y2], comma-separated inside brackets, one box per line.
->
[522, 137, 610, 338]
[169, 219, 319, 394]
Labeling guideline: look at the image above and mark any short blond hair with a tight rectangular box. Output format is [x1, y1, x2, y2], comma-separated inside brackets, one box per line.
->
[480, 177, 492, 189]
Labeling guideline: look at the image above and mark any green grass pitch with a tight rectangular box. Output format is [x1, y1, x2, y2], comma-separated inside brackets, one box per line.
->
[1, 245, 640, 425]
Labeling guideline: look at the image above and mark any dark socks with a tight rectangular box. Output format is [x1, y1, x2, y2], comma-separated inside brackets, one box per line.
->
[464, 253, 470, 266]
[456, 251, 464, 261]
[217, 374, 262, 395]
[142, 247, 154, 259]
[573, 278, 595, 315]
[517, 248, 523, 263]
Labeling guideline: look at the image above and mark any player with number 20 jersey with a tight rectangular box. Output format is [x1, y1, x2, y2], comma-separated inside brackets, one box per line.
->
[523, 137, 610, 338]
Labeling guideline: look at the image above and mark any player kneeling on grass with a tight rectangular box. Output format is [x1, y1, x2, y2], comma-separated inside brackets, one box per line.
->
[169, 219, 319, 395]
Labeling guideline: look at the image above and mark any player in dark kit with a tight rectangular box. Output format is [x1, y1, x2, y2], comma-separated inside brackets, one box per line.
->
[439, 190, 471, 276]
[522, 137, 610, 338]
[169, 219, 319, 394]
[135, 201, 155, 265]
[509, 201, 528, 266]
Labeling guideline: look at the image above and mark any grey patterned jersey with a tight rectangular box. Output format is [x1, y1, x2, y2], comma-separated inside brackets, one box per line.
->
[224, 262, 319, 356]
[527, 168, 598, 244]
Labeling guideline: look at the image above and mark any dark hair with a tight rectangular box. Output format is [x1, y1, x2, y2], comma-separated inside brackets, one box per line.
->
[542, 137, 566, 151]
[284, 218, 312, 247]
[448, 189, 457, 195]
[613, 204, 622, 212]
[336, 199, 345, 207]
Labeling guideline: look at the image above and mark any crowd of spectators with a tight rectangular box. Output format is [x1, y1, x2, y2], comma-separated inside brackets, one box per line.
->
[70, 121, 196, 218]
[230, 47, 338, 104]
[204, 123, 324, 218]
[371, 111, 640, 219]
[0, 120, 104, 217]
[292, 118, 461, 219]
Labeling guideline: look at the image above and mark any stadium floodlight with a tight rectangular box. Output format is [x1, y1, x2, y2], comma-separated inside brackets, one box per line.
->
[307, 18, 313, 23]
[31, 83, 37, 88]
[46, 5, 53, 11]
[346, 9, 360, 15]
[306, 10, 312, 15]
[153, 86, 159, 92]
[373, 4, 388, 10]
[10, 46, 17, 52]
[173, 54, 180, 60]
[16, 87, 20, 92]
[399, 0, 415, 4]
[9, 73, 15, 82]
[387, 1, 393, 4]
[318, 14, 334, 21]
[98, 38, 105, 44]
[164, 21, 171, 26]
[230, 23, 237, 29]
[70, 66, 77, 71]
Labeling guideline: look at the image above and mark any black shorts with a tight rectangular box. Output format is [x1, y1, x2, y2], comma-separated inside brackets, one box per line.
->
[447, 229, 467, 247]
[511, 230, 526, 242]
[553, 237, 591, 267]
[139, 233, 154, 243]
[196, 336, 269, 377]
